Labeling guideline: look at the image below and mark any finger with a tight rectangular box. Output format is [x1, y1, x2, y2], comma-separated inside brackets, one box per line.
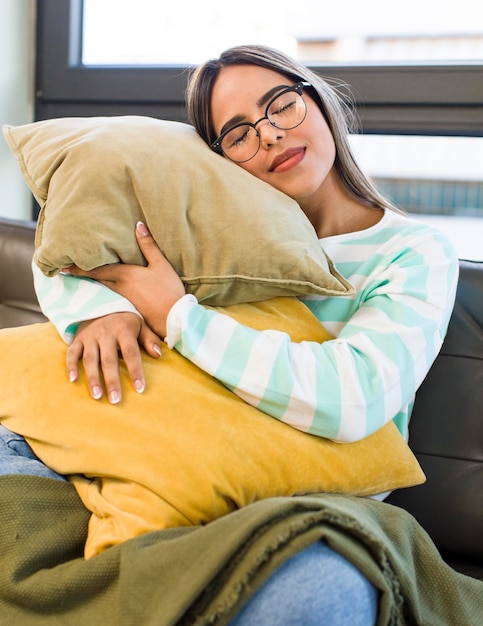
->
[97, 339, 124, 404]
[117, 331, 146, 394]
[62, 264, 121, 283]
[135, 221, 166, 266]
[138, 322, 163, 359]
[66, 339, 83, 383]
[62, 265, 89, 277]
[71, 338, 106, 401]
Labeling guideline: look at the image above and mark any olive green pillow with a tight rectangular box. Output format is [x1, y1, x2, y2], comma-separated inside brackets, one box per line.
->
[2, 116, 353, 306]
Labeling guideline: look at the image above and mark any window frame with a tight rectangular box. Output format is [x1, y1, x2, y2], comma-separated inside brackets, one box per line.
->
[35, 0, 483, 136]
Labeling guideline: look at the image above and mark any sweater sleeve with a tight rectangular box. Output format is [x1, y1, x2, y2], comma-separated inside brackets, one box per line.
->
[165, 228, 459, 442]
[32, 262, 141, 344]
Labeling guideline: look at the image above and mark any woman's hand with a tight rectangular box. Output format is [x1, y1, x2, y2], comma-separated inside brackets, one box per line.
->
[65, 222, 186, 339]
[67, 313, 162, 404]
[65, 222, 186, 403]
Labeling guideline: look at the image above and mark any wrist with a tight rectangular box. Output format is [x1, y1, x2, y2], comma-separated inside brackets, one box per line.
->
[165, 294, 198, 346]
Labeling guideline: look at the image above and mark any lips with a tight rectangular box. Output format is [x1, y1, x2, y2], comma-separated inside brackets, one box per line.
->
[269, 147, 305, 172]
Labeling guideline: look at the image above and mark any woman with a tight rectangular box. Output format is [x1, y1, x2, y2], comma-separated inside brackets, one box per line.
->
[6, 45, 458, 624]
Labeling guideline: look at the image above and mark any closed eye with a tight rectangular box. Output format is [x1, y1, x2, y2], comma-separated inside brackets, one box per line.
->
[225, 125, 253, 149]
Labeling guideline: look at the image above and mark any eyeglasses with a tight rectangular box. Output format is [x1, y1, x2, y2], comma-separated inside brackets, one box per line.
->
[211, 81, 311, 163]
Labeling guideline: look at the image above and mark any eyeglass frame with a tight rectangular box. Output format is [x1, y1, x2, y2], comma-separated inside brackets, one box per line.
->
[210, 81, 312, 163]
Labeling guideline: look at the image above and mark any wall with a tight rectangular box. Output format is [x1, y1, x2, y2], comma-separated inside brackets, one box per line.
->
[0, 0, 35, 220]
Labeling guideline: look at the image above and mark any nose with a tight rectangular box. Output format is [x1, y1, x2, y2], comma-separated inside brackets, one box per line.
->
[257, 119, 285, 149]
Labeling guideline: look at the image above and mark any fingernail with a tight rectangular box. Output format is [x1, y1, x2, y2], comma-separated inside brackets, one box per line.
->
[153, 344, 162, 357]
[134, 379, 145, 394]
[91, 385, 103, 400]
[68, 370, 77, 382]
[136, 221, 149, 237]
[109, 390, 121, 405]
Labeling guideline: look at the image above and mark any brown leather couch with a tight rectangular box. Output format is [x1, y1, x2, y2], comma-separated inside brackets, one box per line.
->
[1, 216, 482, 579]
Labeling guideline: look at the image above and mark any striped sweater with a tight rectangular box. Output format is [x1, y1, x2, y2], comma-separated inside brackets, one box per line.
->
[33, 209, 459, 443]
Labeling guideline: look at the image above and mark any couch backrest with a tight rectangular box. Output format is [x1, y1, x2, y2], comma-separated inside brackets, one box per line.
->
[0, 219, 47, 328]
[387, 260, 483, 578]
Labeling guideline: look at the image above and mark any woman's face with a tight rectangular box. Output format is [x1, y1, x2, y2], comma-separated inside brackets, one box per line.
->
[210, 64, 337, 207]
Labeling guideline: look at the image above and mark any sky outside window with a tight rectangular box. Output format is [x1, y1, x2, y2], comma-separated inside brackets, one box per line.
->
[82, 0, 483, 65]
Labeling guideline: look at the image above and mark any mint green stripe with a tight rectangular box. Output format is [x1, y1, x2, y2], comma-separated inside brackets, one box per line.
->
[214, 324, 258, 388]
[65, 322, 80, 337]
[304, 296, 359, 325]
[342, 317, 416, 430]
[393, 403, 413, 438]
[255, 343, 294, 420]
[308, 356, 341, 439]
[48, 277, 125, 327]
[359, 368, 386, 435]
[173, 305, 216, 360]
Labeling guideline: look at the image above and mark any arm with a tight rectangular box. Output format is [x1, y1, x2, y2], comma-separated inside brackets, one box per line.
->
[32, 261, 142, 343]
[164, 229, 459, 442]
[65, 222, 458, 441]
[32, 256, 165, 403]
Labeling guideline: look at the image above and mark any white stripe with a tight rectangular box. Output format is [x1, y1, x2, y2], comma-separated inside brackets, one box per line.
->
[32, 264, 69, 309]
[280, 342, 318, 432]
[191, 313, 237, 373]
[235, 330, 286, 400]
[332, 342, 367, 442]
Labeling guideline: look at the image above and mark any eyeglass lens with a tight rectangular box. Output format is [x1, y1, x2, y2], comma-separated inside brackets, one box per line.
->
[220, 89, 306, 163]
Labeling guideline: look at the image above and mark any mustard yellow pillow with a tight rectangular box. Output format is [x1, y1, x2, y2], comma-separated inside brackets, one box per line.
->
[2, 116, 353, 306]
[0, 297, 425, 558]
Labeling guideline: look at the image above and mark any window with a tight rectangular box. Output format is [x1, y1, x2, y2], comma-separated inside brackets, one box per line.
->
[35, 0, 483, 259]
[82, 0, 483, 66]
[349, 134, 483, 260]
[36, 0, 483, 135]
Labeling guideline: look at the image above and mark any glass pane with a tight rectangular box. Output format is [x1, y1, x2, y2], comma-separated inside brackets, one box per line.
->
[350, 135, 483, 260]
[82, 0, 297, 65]
[82, 0, 483, 65]
[291, 1, 483, 62]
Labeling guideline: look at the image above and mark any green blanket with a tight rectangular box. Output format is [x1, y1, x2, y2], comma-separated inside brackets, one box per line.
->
[0, 475, 481, 625]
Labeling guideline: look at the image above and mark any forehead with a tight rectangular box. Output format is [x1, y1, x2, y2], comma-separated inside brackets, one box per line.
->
[210, 65, 292, 132]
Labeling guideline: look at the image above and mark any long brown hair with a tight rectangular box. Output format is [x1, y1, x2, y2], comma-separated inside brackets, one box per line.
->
[186, 45, 400, 213]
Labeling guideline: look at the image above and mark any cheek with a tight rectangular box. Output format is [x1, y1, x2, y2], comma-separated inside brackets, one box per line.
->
[310, 124, 337, 173]
[322, 133, 337, 166]
[233, 159, 267, 182]
[312, 115, 336, 156]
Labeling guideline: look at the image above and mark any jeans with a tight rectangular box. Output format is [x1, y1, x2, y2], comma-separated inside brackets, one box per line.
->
[0, 424, 67, 481]
[229, 539, 378, 626]
[0, 425, 378, 624]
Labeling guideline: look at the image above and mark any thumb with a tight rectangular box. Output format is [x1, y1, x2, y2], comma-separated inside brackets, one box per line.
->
[135, 221, 164, 265]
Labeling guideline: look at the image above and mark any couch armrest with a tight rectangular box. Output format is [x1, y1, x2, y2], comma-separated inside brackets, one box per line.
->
[0, 218, 47, 328]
